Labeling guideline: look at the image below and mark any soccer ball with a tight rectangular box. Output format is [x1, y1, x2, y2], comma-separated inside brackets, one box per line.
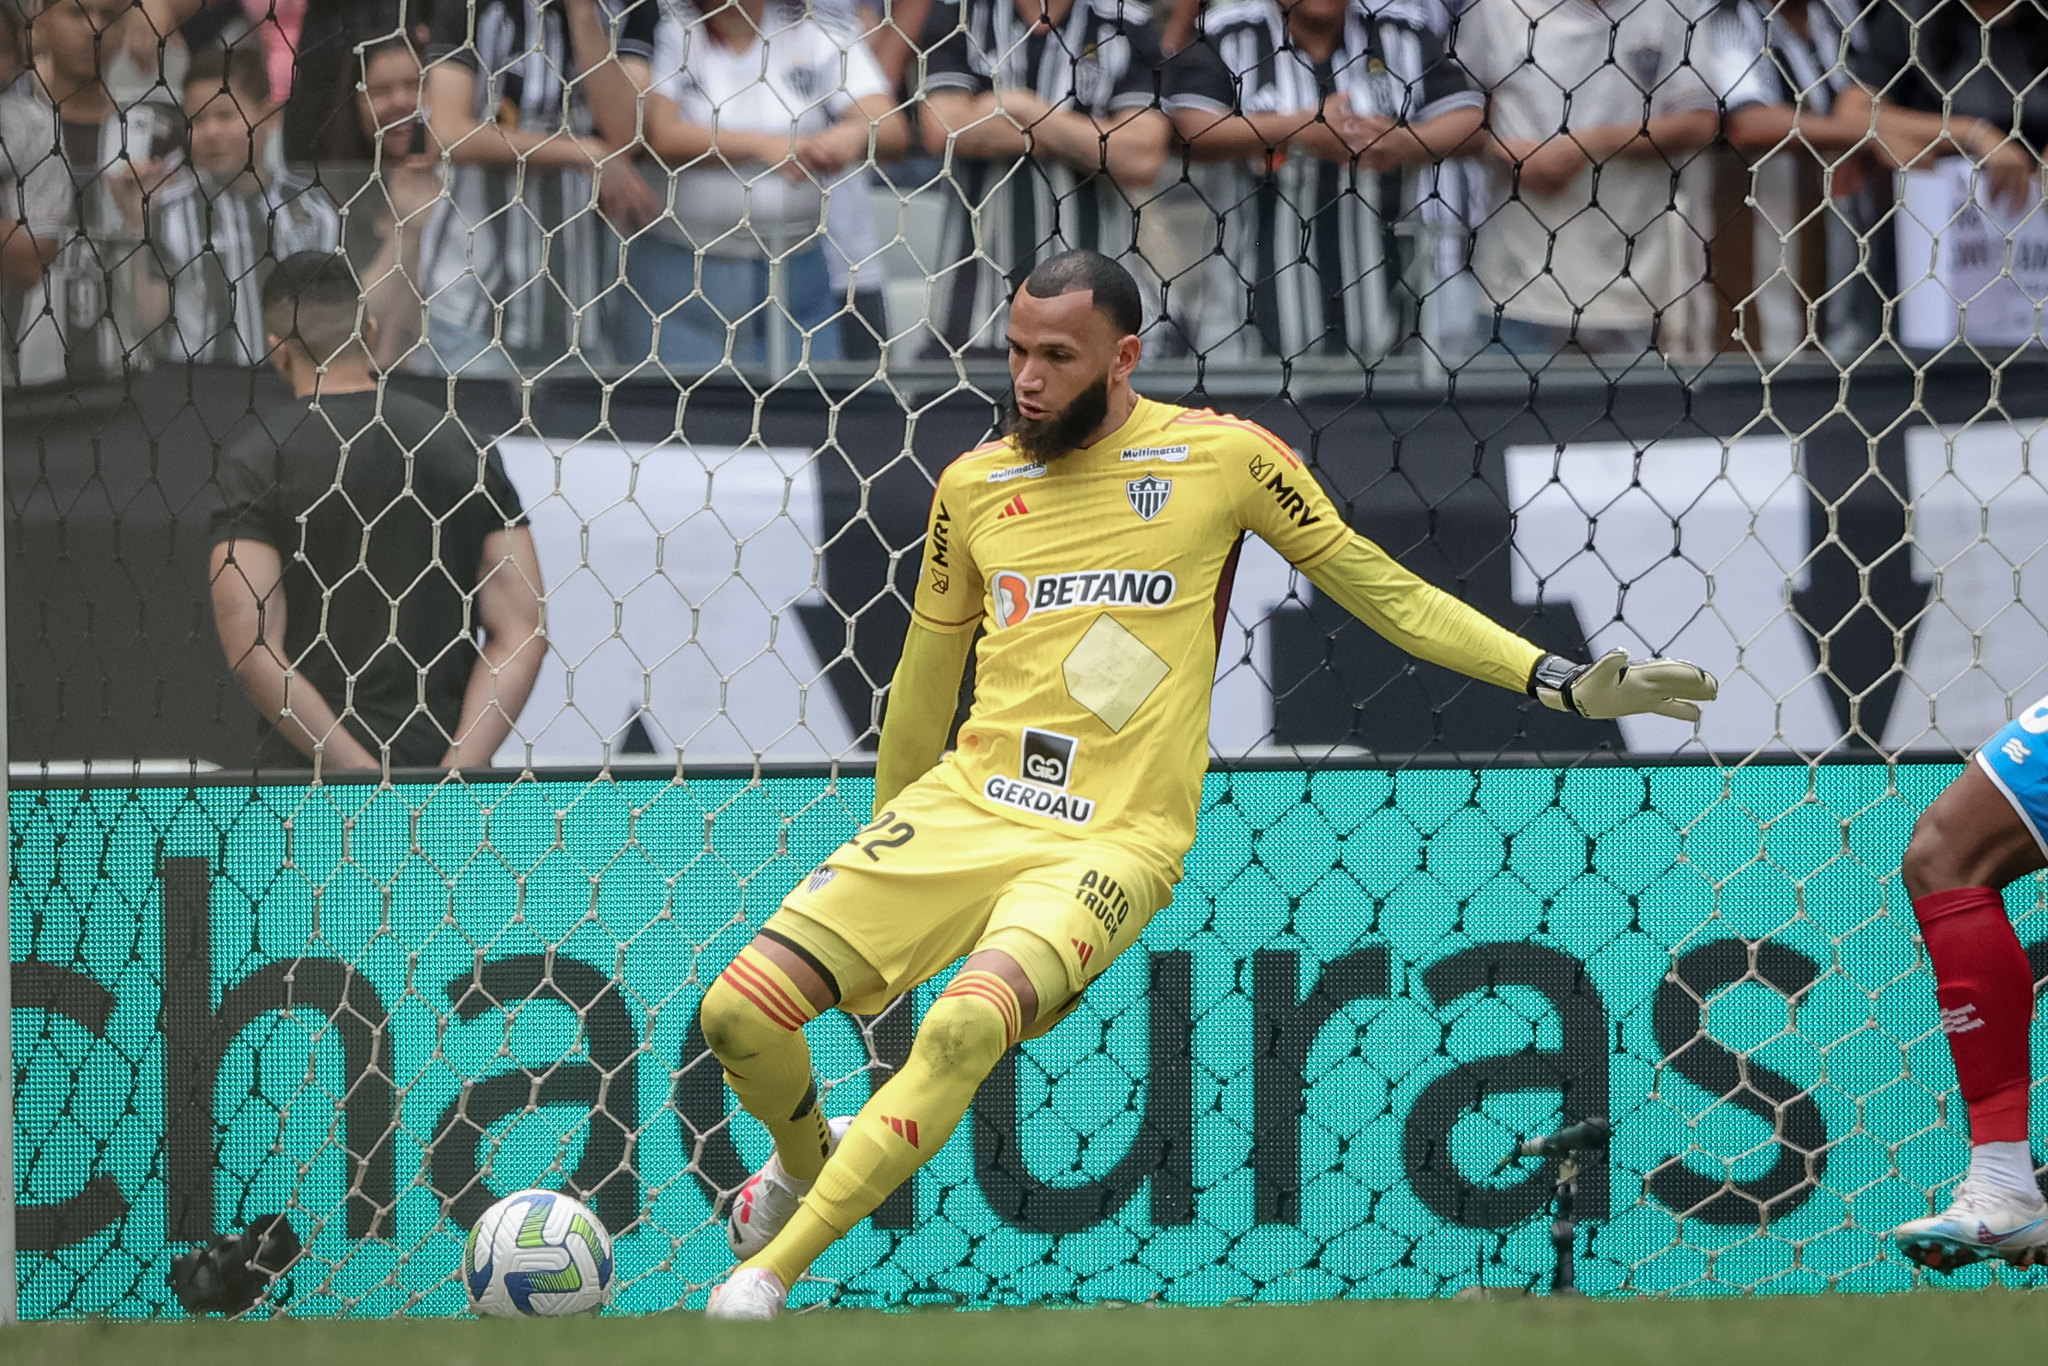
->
[462, 1189, 614, 1317]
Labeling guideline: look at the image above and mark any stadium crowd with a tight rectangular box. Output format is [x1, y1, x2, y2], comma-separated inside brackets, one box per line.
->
[0, 0, 2044, 382]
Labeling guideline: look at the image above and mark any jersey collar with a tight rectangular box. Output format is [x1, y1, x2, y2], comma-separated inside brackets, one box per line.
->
[1068, 394, 1152, 462]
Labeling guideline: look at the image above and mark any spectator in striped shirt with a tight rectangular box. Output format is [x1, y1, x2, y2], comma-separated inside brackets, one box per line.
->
[115, 44, 341, 365]
[915, 0, 1180, 357]
[1703, 0, 1886, 360]
[1169, 0, 1483, 361]
[420, 0, 658, 376]
[1, 0, 185, 384]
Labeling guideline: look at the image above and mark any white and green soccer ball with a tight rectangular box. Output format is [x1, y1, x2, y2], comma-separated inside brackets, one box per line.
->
[463, 1189, 614, 1318]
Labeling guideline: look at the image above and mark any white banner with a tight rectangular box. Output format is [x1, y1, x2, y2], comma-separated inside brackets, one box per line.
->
[496, 430, 2048, 767]
[492, 439, 859, 767]
[493, 438, 1296, 766]
[1896, 161, 2048, 349]
[1511, 427, 2048, 756]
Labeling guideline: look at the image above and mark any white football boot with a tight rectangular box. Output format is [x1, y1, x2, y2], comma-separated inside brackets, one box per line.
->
[1893, 1177, 2048, 1273]
[705, 1267, 788, 1322]
[727, 1115, 853, 1258]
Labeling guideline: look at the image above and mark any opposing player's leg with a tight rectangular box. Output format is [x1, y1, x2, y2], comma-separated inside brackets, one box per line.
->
[1891, 736, 2048, 1272]
[720, 838, 1175, 1317]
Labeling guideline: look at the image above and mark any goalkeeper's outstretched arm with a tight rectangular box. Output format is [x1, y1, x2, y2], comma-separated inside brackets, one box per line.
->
[1302, 534, 1718, 722]
[1222, 417, 1715, 720]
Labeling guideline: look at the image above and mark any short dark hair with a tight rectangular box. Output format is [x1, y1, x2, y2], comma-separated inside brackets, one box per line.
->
[261, 251, 365, 363]
[183, 42, 272, 105]
[1021, 249, 1143, 338]
[317, 33, 421, 161]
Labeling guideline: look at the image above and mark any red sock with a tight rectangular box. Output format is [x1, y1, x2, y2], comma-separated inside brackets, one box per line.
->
[1915, 886, 2034, 1144]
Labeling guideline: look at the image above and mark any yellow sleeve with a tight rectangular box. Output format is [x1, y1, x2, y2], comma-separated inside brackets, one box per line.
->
[1212, 416, 1542, 692]
[910, 473, 983, 635]
[874, 621, 975, 814]
[1226, 421, 1352, 572]
[1302, 535, 1546, 694]
[876, 470, 983, 812]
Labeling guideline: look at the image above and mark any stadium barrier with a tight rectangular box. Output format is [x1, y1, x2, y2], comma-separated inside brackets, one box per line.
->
[12, 355, 2048, 772]
[11, 760, 2037, 1314]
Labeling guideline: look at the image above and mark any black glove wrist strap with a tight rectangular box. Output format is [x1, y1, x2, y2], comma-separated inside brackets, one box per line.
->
[1528, 653, 1582, 712]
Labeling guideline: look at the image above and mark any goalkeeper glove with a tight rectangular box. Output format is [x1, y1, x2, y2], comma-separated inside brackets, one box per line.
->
[1528, 649, 1718, 722]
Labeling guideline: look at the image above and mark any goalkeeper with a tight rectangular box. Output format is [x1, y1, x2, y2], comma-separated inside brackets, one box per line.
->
[699, 249, 1718, 1319]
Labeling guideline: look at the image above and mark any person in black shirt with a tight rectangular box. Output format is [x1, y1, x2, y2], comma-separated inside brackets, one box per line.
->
[1841, 0, 2048, 208]
[208, 252, 546, 772]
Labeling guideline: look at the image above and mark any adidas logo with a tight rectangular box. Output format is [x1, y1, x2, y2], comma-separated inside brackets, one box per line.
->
[1071, 938, 1093, 970]
[997, 493, 1029, 519]
[883, 1115, 921, 1148]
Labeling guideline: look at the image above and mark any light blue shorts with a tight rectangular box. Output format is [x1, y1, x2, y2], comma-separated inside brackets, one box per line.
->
[1974, 693, 2048, 856]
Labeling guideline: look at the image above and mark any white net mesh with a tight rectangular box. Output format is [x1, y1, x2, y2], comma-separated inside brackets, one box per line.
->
[10, 0, 2048, 1318]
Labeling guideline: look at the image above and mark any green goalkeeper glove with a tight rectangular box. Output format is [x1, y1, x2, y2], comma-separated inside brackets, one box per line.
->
[1528, 649, 1719, 722]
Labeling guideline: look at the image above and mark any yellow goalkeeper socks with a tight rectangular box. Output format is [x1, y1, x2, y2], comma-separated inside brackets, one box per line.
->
[743, 970, 1020, 1287]
[699, 947, 833, 1183]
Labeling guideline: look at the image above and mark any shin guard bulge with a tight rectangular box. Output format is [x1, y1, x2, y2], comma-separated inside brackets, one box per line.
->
[742, 969, 1021, 1286]
[1915, 886, 2034, 1144]
[699, 947, 833, 1181]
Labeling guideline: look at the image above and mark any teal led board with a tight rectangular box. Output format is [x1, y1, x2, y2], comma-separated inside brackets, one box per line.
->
[8, 764, 2026, 1314]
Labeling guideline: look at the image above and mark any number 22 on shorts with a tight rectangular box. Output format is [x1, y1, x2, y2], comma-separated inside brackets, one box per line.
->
[854, 810, 915, 860]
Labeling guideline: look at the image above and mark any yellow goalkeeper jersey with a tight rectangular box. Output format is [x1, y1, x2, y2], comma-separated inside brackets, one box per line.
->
[904, 396, 1543, 862]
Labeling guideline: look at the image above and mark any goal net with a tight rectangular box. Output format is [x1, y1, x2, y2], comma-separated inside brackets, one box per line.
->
[7, 0, 2048, 1317]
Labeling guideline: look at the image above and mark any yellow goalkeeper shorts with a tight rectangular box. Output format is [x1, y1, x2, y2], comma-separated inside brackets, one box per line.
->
[764, 767, 1179, 1017]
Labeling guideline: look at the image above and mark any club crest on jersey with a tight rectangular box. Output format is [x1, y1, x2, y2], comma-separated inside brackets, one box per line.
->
[1126, 474, 1172, 521]
[1073, 35, 1127, 110]
[990, 569, 1178, 628]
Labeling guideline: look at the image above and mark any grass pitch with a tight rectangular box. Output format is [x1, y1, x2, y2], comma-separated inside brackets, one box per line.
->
[8, 1292, 2045, 1366]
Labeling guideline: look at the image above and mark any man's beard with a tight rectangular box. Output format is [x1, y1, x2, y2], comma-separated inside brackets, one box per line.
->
[1006, 376, 1111, 463]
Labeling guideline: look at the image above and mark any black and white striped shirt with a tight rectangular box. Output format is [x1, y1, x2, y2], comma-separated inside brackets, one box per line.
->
[1706, 0, 1851, 116]
[146, 167, 341, 364]
[921, 0, 1181, 353]
[1171, 0, 1477, 359]
[422, 0, 656, 365]
[0, 88, 183, 384]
